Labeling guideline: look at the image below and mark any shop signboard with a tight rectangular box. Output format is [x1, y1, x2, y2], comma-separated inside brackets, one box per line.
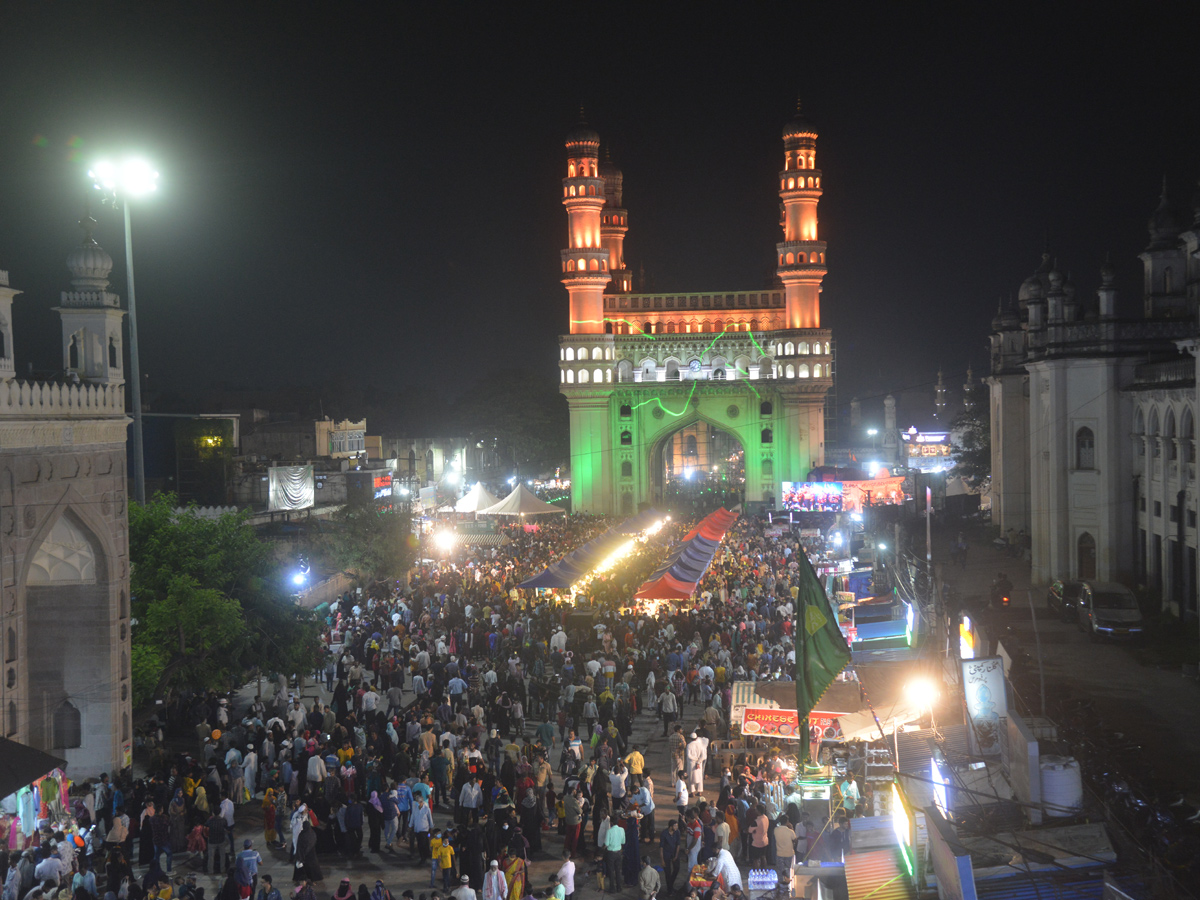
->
[925, 805, 977, 900]
[962, 656, 1006, 757]
[742, 706, 802, 740]
[891, 781, 917, 877]
[959, 614, 976, 660]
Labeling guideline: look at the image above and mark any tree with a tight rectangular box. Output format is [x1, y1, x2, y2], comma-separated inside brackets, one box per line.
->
[951, 409, 991, 492]
[129, 494, 322, 710]
[314, 503, 414, 586]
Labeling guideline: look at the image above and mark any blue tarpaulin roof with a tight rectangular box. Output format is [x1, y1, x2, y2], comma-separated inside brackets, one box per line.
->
[519, 510, 662, 589]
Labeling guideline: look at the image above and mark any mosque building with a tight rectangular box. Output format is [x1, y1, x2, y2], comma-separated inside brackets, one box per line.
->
[988, 181, 1200, 617]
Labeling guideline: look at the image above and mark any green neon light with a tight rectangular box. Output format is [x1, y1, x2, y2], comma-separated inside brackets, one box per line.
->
[630, 381, 697, 416]
[745, 330, 770, 357]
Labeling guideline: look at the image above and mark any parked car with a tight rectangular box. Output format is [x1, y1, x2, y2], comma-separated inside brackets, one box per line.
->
[1046, 579, 1085, 621]
[1076, 581, 1144, 640]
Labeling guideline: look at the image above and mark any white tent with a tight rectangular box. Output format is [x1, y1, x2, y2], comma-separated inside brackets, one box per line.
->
[455, 483, 500, 513]
[477, 483, 566, 516]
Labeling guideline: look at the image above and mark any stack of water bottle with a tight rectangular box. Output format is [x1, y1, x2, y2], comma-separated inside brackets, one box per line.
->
[747, 869, 780, 891]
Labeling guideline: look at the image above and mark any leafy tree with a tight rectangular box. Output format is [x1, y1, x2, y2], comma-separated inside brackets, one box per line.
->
[314, 504, 414, 586]
[129, 494, 322, 710]
[952, 409, 991, 492]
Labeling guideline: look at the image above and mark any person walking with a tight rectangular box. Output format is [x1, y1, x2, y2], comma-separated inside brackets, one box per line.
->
[602, 810, 626, 892]
[660, 821, 681, 895]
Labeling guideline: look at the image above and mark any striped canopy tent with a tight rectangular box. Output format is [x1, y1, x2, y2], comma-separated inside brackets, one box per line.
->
[519, 508, 662, 590]
[634, 507, 738, 600]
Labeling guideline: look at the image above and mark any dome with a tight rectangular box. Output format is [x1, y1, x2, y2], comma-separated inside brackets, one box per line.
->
[782, 100, 816, 139]
[566, 109, 599, 147]
[1017, 275, 1043, 304]
[598, 155, 622, 182]
[1148, 181, 1179, 247]
[67, 235, 113, 290]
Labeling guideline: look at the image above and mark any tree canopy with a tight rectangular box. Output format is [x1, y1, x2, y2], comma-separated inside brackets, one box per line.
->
[129, 494, 322, 709]
[314, 503, 415, 586]
[952, 408, 991, 492]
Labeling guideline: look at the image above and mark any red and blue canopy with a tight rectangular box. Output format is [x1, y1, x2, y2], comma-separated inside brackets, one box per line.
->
[634, 507, 738, 600]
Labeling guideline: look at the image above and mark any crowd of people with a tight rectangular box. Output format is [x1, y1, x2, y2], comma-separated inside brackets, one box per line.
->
[12, 510, 846, 900]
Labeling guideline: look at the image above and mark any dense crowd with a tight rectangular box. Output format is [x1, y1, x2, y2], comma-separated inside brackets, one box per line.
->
[9, 511, 842, 900]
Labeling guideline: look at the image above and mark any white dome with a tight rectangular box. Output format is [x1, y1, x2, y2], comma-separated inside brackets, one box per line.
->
[67, 237, 113, 290]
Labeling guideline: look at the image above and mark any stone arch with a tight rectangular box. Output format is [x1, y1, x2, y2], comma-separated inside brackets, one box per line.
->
[616, 360, 633, 383]
[21, 494, 119, 762]
[1165, 408, 1177, 460]
[1077, 532, 1097, 580]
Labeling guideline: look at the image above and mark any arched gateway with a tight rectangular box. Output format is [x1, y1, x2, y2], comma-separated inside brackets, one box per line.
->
[558, 105, 834, 514]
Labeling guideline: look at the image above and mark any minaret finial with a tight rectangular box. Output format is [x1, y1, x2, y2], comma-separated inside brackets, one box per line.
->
[79, 196, 97, 245]
[1161, 174, 1169, 200]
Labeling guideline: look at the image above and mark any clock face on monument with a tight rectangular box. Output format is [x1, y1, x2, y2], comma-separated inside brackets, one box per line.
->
[689, 360, 701, 373]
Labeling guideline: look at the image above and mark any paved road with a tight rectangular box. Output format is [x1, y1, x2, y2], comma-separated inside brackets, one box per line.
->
[935, 524, 1200, 799]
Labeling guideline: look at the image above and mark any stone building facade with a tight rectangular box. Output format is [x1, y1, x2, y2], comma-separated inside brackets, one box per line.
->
[0, 223, 132, 776]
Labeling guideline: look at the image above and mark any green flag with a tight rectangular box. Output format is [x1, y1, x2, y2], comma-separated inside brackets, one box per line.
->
[795, 552, 852, 761]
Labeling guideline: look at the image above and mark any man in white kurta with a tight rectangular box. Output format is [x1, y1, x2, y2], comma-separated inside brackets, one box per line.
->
[685, 733, 707, 794]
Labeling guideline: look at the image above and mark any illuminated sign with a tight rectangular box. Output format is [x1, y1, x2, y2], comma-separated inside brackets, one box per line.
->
[962, 657, 1006, 757]
[930, 757, 949, 817]
[781, 481, 843, 512]
[905, 600, 915, 646]
[742, 707, 801, 740]
[959, 615, 976, 659]
[892, 781, 916, 877]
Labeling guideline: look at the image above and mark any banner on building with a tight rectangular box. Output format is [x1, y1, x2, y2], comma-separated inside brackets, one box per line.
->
[268, 465, 315, 511]
[742, 706, 802, 740]
[962, 656, 1006, 757]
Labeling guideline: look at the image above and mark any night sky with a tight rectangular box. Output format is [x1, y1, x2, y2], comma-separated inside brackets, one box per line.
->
[0, 5, 1198, 425]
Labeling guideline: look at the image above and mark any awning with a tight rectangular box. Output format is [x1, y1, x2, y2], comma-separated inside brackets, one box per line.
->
[0, 740, 66, 800]
[844, 848, 914, 900]
[456, 534, 508, 547]
[519, 509, 665, 590]
[635, 507, 737, 599]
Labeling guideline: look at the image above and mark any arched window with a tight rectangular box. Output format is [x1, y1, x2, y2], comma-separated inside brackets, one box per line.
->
[798, 342, 810, 354]
[685, 435, 699, 456]
[824, 342, 831, 354]
[665, 362, 680, 380]
[108, 337, 118, 369]
[1077, 532, 1097, 580]
[591, 347, 601, 360]
[760, 401, 773, 416]
[605, 369, 611, 383]
[785, 342, 794, 355]
[52, 700, 81, 749]
[565, 347, 574, 361]
[786, 252, 794, 264]
[619, 404, 632, 418]
[813, 364, 822, 377]
[785, 364, 795, 378]
[579, 369, 589, 384]
[593, 368, 602, 384]
[6, 701, 13, 736]
[560, 370, 565, 383]
[1166, 410, 1177, 460]
[604, 321, 614, 334]
[616, 360, 633, 382]
[568, 163, 576, 177]
[620, 430, 632, 446]
[621, 461, 632, 478]
[798, 364, 810, 378]
[666, 322, 676, 334]
[605, 348, 613, 360]
[798, 253, 806, 263]
[788, 178, 795, 190]
[566, 369, 575, 384]
[588, 258, 598, 270]
[713, 368, 726, 380]
[643, 322, 654, 335]
[1075, 427, 1095, 469]
[761, 428, 773, 444]
[1149, 409, 1161, 457]
[762, 459, 773, 476]
[1183, 407, 1195, 463]
[68, 335, 79, 370]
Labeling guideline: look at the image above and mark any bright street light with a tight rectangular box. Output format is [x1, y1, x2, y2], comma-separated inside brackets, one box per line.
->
[905, 678, 939, 709]
[88, 158, 160, 506]
[434, 532, 455, 552]
[867, 428, 878, 436]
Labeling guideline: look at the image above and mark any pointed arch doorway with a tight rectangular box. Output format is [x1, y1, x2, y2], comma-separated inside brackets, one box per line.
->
[651, 420, 744, 517]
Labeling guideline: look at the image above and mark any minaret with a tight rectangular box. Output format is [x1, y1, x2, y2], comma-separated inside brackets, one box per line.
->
[934, 369, 948, 421]
[0, 270, 20, 381]
[599, 148, 632, 294]
[561, 112, 611, 333]
[55, 214, 125, 385]
[776, 100, 827, 329]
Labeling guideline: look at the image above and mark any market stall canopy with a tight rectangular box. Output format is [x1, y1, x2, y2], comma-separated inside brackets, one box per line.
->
[455, 483, 499, 513]
[635, 507, 738, 599]
[519, 509, 664, 589]
[477, 484, 567, 516]
[0, 739, 65, 800]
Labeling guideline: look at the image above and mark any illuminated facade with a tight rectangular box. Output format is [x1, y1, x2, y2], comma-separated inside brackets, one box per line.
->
[987, 185, 1200, 614]
[559, 107, 833, 514]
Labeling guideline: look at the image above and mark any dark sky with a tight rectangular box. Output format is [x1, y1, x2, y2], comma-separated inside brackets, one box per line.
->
[0, 4, 1198, 422]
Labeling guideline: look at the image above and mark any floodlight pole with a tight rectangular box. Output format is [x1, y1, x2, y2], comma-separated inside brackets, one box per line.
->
[123, 201, 146, 505]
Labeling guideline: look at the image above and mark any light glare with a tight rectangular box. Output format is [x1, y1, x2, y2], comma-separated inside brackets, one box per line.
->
[89, 158, 160, 197]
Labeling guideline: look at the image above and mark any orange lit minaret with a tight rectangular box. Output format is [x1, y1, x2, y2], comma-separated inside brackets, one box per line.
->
[562, 113, 611, 333]
[599, 148, 632, 293]
[776, 101, 826, 329]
